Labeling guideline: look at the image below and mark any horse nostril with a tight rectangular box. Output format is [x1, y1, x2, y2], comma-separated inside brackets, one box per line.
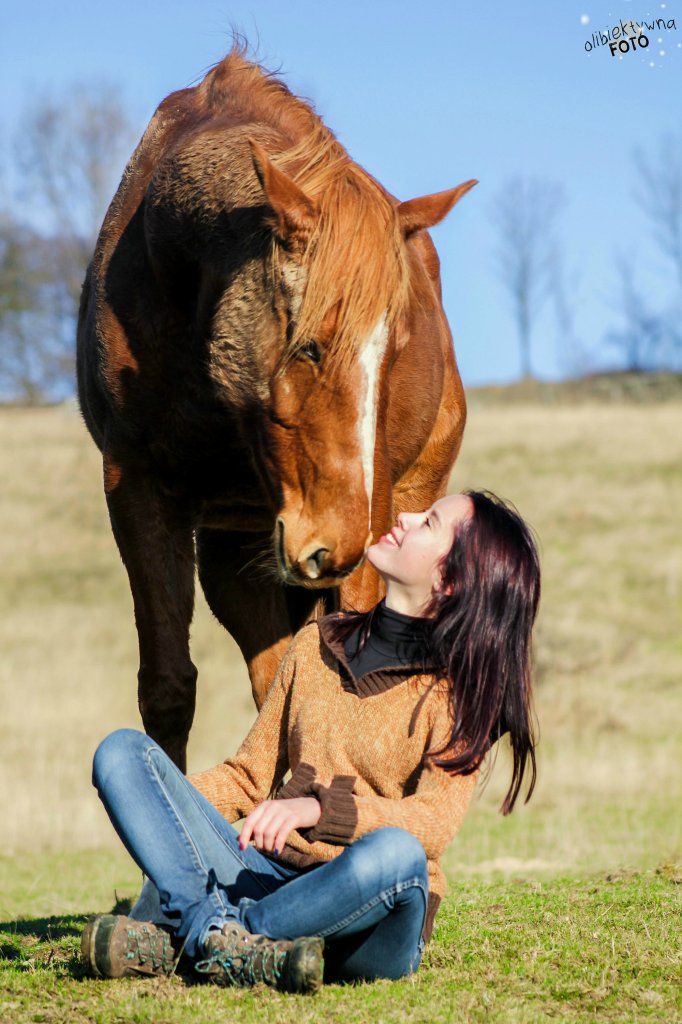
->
[305, 547, 330, 579]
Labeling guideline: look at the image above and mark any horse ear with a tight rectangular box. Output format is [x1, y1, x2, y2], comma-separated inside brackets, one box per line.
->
[397, 180, 478, 239]
[248, 138, 319, 244]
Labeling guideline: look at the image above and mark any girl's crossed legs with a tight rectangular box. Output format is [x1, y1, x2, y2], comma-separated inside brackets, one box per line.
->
[92, 729, 428, 982]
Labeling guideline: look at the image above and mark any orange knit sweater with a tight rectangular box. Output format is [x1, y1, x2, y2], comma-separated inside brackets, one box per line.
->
[189, 615, 478, 941]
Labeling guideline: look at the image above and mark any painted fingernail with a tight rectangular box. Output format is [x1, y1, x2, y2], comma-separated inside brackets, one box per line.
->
[273, 848, 280, 855]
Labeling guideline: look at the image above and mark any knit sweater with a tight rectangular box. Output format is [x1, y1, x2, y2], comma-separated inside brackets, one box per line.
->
[189, 614, 478, 942]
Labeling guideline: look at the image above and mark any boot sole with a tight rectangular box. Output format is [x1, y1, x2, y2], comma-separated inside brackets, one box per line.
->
[284, 936, 325, 994]
[81, 914, 114, 978]
[81, 914, 175, 979]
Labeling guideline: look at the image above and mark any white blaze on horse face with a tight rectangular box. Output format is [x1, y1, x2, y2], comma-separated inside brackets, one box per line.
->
[358, 313, 389, 536]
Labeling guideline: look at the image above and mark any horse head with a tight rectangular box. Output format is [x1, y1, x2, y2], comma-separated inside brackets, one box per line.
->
[238, 140, 477, 588]
[148, 125, 475, 589]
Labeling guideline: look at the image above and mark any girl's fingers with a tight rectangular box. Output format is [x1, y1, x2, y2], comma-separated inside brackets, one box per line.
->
[239, 802, 269, 849]
[273, 818, 295, 854]
[239, 800, 303, 852]
[241, 803, 287, 851]
[239, 818, 253, 849]
[259, 809, 290, 852]
[253, 823, 266, 850]
[239, 813, 258, 848]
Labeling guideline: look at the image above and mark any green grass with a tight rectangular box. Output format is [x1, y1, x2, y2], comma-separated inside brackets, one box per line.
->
[1, 394, 681, 1021]
[1, 854, 680, 1023]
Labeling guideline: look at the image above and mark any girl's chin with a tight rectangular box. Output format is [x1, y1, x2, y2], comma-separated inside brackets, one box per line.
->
[365, 545, 379, 565]
[365, 543, 388, 570]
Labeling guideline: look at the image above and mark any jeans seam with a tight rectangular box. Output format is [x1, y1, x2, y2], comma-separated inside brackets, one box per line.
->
[180, 769, 283, 897]
[316, 877, 428, 938]
[142, 746, 232, 919]
[144, 744, 282, 899]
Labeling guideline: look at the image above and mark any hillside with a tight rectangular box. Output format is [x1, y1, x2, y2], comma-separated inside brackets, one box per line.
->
[467, 370, 682, 405]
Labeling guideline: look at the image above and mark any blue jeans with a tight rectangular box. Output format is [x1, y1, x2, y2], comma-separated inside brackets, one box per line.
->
[92, 729, 428, 982]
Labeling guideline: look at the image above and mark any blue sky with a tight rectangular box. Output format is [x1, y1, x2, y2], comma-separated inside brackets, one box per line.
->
[2, 0, 680, 385]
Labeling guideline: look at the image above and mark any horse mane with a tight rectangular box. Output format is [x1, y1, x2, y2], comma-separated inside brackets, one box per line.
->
[198, 43, 413, 369]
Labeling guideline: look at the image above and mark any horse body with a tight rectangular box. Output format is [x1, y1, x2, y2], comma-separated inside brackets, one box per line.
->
[77, 49, 474, 770]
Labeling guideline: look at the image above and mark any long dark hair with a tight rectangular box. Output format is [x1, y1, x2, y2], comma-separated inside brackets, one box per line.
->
[327, 490, 541, 814]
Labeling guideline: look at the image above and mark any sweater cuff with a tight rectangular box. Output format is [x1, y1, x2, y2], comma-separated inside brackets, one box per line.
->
[308, 775, 358, 844]
[275, 762, 318, 800]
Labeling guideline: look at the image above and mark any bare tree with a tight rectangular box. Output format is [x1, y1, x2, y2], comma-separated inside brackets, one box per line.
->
[604, 253, 663, 372]
[634, 133, 682, 295]
[16, 83, 136, 307]
[632, 133, 682, 367]
[547, 242, 598, 378]
[490, 177, 566, 380]
[0, 213, 70, 402]
[0, 85, 136, 402]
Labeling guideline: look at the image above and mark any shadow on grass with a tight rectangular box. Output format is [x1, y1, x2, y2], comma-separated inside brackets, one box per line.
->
[0, 914, 87, 940]
[0, 914, 204, 985]
[0, 895, 132, 948]
[0, 915, 90, 980]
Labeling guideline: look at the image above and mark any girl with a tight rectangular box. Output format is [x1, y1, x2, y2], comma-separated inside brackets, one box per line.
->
[82, 490, 540, 993]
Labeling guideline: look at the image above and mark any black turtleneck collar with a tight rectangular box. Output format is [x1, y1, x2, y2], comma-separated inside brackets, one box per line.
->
[315, 605, 438, 698]
[343, 599, 431, 680]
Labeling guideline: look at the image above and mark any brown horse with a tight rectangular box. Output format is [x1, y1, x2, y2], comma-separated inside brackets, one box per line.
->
[77, 46, 475, 771]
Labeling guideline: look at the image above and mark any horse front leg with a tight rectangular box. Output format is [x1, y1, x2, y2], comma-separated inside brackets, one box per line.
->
[105, 455, 197, 772]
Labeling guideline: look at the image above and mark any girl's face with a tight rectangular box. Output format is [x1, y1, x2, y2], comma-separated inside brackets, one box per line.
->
[367, 493, 473, 597]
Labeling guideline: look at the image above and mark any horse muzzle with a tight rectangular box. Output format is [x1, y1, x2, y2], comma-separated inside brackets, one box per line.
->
[275, 517, 367, 588]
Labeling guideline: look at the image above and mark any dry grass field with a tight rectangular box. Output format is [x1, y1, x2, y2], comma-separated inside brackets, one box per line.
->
[0, 396, 680, 870]
[0, 391, 680, 1022]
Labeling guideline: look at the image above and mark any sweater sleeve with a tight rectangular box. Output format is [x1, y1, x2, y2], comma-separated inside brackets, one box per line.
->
[307, 699, 478, 861]
[187, 636, 299, 821]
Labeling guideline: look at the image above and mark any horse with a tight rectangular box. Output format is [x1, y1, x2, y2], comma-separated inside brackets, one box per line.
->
[77, 46, 476, 772]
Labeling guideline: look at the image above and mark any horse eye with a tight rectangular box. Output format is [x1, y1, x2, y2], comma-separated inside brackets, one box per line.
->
[296, 340, 322, 365]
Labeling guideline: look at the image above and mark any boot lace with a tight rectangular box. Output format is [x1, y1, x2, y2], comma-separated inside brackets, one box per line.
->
[125, 923, 175, 973]
[195, 928, 289, 987]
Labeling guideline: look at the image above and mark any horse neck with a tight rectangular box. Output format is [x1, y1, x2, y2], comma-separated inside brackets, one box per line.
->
[203, 246, 277, 409]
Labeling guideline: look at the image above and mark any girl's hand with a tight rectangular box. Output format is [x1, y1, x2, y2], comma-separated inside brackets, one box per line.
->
[239, 797, 322, 854]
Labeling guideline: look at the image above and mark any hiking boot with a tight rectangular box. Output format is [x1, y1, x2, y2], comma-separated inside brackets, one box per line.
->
[194, 921, 324, 993]
[81, 914, 177, 978]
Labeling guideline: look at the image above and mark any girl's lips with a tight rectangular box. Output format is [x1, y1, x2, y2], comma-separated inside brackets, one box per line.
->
[380, 532, 398, 546]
